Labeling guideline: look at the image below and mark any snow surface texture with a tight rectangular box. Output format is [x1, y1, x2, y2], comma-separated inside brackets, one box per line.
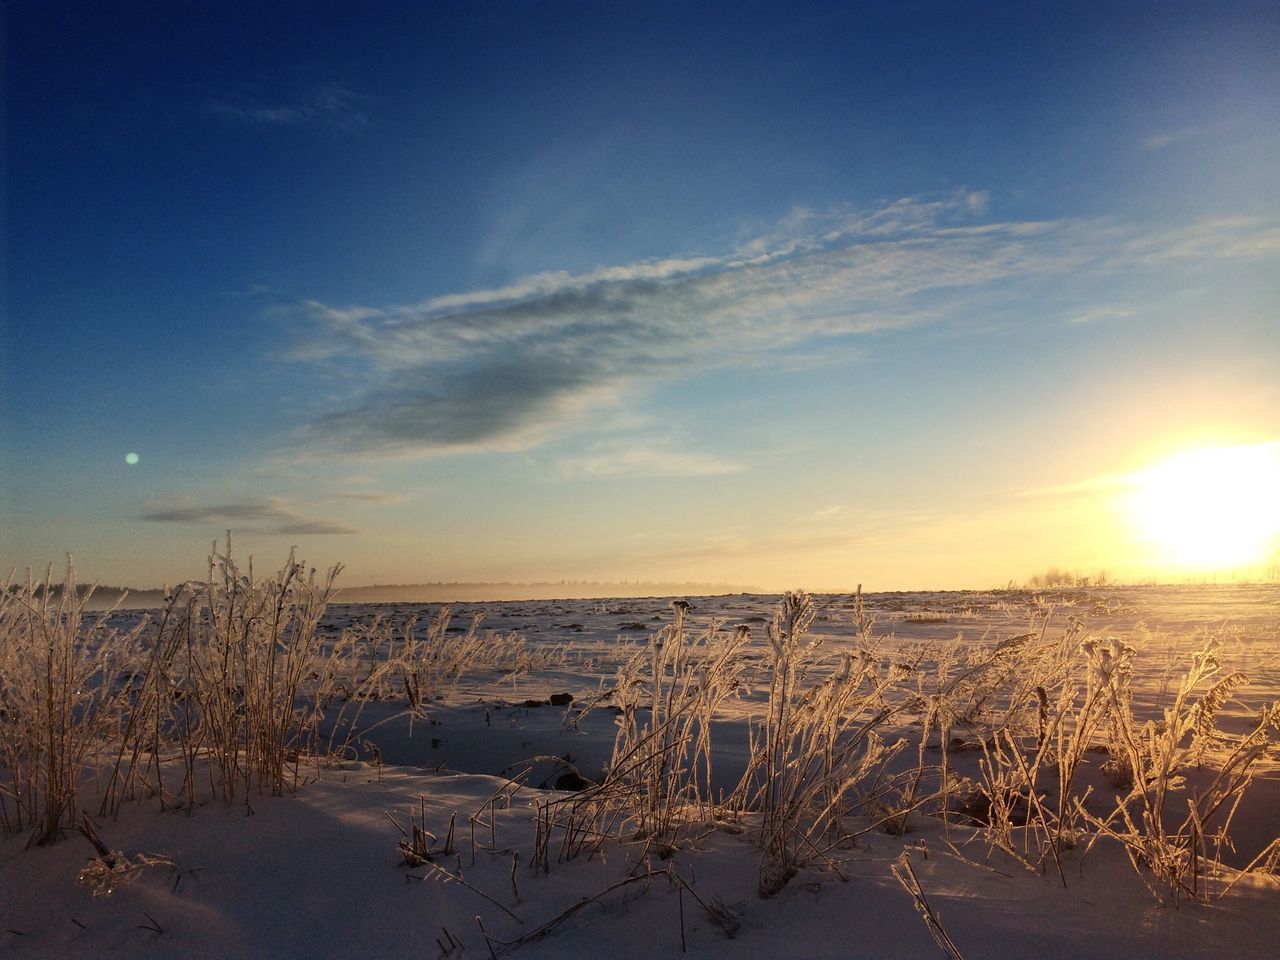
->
[3, 585, 1279, 958]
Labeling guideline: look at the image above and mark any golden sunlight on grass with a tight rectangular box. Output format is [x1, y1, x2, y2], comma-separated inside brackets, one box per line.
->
[1127, 440, 1280, 571]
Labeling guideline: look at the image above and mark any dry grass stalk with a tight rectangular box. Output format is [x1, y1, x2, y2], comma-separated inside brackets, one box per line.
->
[734, 589, 917, 894]
[535, 604, 750, 866]
[892, 853, 967, 960]
[75, 814, 175, 897]
[1075, 638, 1277, 901]
[477, 871, 659, 957]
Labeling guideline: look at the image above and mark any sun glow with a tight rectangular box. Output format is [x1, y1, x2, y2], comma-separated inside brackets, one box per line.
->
[1127, 441, 1280, 571]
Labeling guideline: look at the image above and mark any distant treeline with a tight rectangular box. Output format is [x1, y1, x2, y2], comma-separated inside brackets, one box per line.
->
[4, 583, 169, 610]
[4, 583, 154, 601]
[5, 580, 759, 608]
[1017, 565, 1280, 589]
[331, 581, 761, 603]
[7, 583, 132, 597]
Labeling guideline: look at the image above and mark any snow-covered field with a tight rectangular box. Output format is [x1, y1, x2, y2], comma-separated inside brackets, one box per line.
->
[3, 584, 1279, 958]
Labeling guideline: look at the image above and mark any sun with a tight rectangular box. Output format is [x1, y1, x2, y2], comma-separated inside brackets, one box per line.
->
[1127, 441, 1280, 571]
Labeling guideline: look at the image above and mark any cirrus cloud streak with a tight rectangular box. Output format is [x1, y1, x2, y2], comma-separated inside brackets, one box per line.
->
[280, 195, 1279, 459]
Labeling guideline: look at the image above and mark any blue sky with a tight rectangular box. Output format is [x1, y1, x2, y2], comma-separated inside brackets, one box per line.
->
[3, 1, 1278, 589]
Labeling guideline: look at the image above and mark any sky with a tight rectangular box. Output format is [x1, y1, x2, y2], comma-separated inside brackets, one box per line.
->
[2, 1, 1278, 591]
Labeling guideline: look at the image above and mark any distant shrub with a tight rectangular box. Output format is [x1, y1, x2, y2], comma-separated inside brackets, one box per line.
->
[1023, 567, 1113, 588]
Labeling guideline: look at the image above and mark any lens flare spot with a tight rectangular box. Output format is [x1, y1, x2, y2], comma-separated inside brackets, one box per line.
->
[125, 452, 140, 465]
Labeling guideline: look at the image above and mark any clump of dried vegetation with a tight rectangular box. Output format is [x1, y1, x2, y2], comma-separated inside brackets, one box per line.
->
[0, 537, 542, 841]
[523, 588, 1277, 908]
[0, 563, 150, 843]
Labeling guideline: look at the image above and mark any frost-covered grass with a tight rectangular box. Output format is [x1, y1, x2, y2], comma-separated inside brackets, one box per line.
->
[2, 551, 1278, 958]
[0, 564, 149, 842]
[1, 541, 547, 836]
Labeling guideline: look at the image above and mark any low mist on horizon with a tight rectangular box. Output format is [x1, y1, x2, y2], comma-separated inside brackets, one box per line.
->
[3, 2, 1278, 591]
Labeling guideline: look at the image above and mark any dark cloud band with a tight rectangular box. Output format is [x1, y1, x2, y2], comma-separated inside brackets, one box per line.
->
[140, 497, 357, 535]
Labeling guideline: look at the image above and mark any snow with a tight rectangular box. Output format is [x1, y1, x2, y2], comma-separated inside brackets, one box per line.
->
[3, 585, 1278, 958]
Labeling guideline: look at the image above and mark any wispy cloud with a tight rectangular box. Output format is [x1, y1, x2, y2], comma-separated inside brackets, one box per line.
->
[204, 80, 366, 132]
[795, 505, 852, 523]
[553, 441, 743, 479]
[606, 506, 944, 568]
[1063, 306, 1136, 326]
[1143, 126, 1201, 150]
[332, 491, 407, 504]
[1117, 217, 1280, 264]
[139, 496, 358, 535]
[274, 519, 359, 535]
[277, 195, 1278, 459]
[1018, 473, 1135, 499]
